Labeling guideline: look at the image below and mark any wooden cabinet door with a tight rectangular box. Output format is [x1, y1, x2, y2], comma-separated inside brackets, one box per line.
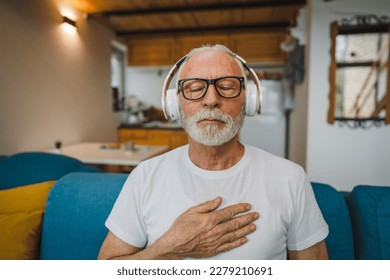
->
[118, 128, 188, 150]
[171, 130, 188, 149]
[230, 32, 286, 63]
[118, 129, 148, 143]
[147, 130, 173, 147]
[175, 35, 229, 60]
[127, 37, 176, 66]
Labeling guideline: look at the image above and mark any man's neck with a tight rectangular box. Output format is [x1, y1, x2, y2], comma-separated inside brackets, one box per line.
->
[187, 136, 245, 171]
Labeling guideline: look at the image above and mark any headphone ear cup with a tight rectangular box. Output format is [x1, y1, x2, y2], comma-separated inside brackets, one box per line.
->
[245, 83, 261, 116]
[165, 89, 180, 121]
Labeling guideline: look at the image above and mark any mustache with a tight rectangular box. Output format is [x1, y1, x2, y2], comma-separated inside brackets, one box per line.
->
[192, 108, 232, 124]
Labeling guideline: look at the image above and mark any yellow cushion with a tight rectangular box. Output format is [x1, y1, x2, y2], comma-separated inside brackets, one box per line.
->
[0, 181, 55, 214]
[0, 181, 55, 259]
[0, 210, 43, 259]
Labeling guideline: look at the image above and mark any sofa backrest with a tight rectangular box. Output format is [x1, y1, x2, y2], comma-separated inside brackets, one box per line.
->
[0, 152, 99, 190]
[348, 185, 390, 260]
[0, 155, 7, 164]
[311, 182, 355, 260]
[40, 172, 127, 260]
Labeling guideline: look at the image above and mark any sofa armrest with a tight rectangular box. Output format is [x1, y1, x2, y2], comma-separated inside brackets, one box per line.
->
[40, 172, 127, 260]
[349, 185, 390, 260]
[311, 182, 355, 259]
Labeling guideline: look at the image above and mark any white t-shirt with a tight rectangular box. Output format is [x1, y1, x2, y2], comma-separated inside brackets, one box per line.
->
[105, 145, 328, 260]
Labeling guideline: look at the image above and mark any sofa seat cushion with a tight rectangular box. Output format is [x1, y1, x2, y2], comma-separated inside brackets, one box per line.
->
[349, 185, 390, 259]
[0, 181, 55, 259]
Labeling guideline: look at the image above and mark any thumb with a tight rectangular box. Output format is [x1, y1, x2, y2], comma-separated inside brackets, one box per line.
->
[189, 197, 222, 214]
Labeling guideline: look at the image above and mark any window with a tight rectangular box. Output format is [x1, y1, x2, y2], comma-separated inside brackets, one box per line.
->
[111, 42, 126, 111]
[328, 15, 390, 127]
[335, 33, 388, 118]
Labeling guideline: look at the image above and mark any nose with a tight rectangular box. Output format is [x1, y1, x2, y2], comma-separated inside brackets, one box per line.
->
[202, 84, 221, 109]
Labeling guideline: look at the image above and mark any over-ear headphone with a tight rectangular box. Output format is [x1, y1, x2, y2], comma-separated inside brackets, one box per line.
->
[161, 53, 262, 121]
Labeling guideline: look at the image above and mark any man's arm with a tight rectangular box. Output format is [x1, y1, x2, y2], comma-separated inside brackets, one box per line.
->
[98, 197, 259, 260]
[287, 240, 328, 260]
[98, 231, 143, 260]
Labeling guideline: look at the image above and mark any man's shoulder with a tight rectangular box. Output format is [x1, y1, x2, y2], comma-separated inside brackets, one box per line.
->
[246, 145, 304, 174]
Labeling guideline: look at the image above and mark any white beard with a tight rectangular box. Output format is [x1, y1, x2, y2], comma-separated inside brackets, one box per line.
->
[180, 106, 245, 146]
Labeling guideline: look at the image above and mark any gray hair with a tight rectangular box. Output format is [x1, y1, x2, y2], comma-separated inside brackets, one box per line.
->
[176, 44, 247, 86]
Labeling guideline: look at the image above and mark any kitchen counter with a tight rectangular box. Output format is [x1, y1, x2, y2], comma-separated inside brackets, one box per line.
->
[119, 120, 183, 130]
[117, 122, 188, 150]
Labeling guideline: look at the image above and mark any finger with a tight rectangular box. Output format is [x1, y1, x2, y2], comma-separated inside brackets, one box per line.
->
[204, 212, 258, 241]
[187, 197, 222, 214]
[215, 212, 259, 236]
[215, 236, 249, 255]
[212, 222, 256, 253]
[212, 203, 252, 224]
[226, 222, 257, 242]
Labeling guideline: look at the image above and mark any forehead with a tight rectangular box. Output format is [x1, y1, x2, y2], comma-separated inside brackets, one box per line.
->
[180, 50, 242, 79]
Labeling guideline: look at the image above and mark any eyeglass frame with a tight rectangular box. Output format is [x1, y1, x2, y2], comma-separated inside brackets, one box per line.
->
[177, 76, 245, 101]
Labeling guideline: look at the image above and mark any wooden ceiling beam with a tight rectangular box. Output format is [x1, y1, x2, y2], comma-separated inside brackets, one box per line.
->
[116, 22, 289, 37]
[89, 0, 306, 18]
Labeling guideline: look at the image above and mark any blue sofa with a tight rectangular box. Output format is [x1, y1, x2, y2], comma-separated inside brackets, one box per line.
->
[1, 152, 388, 260]
[37, 172, 390, 260]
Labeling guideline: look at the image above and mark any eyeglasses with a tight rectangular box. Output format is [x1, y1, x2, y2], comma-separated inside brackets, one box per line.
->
[178, 76, 244, 100]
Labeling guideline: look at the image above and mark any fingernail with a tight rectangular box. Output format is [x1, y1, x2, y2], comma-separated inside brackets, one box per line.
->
[246, 204, 252, 210]
[250, 224, 256, 231]
[253, 213, 260, 220]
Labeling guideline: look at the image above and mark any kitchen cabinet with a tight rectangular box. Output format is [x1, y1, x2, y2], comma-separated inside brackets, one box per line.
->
[127, 37, 176, 66]
[126, 32, 286, 66]
[230, 32, 286, 63]
[118, 128, 188, 150]
[175, 35, 229, 60]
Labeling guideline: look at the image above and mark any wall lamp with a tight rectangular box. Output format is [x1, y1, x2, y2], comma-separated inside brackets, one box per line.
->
[62, 16, 77, 33]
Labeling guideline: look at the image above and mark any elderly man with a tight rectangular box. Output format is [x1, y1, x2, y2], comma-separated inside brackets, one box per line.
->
[98, 44, 328, 260]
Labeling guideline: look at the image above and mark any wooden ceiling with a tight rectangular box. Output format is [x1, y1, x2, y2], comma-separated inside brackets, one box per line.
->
[65, 0, 306, 37]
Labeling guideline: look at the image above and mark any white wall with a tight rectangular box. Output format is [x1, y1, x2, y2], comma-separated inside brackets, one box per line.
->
[125, 66, 171, 109]
[0, 0, 118, 154]
[306, 0, 390, 191]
